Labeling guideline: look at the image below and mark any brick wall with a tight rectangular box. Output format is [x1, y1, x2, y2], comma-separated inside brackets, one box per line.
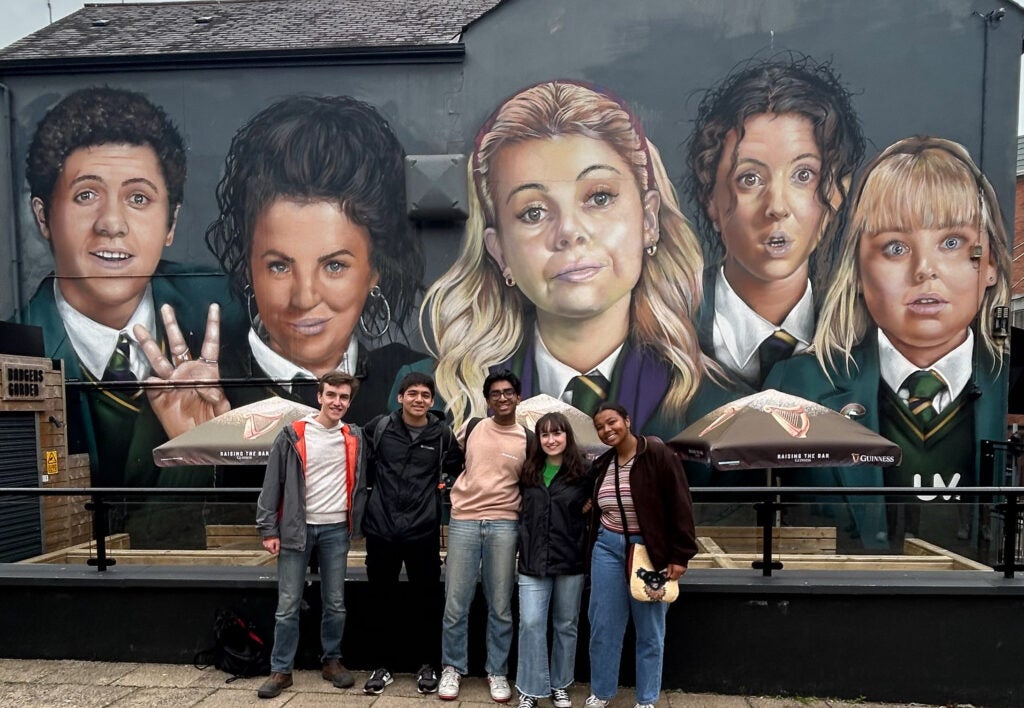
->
[0, 354, 92, 553]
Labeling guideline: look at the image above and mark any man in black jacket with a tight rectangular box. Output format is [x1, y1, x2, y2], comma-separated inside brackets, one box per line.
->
[361, 372, 463, 695]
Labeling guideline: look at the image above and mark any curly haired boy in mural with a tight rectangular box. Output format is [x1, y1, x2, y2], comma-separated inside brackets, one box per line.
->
[20, 87, 229, 502]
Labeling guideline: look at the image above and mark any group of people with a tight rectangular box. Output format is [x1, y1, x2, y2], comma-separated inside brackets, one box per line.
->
[255, 369, 697, 706]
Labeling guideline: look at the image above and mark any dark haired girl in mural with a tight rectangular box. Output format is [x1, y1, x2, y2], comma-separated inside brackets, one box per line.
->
[138, 94, 425, 426]
[765, 136, 1011, 548]
[685, 56, 864, 408]
[420, 80, 707, 436]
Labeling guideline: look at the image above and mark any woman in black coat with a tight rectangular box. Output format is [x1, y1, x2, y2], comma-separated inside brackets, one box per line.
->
[515, 413, 592, 708]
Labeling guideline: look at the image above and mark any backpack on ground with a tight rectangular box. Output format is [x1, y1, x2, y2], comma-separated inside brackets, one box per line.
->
[194, 608, 270, 682]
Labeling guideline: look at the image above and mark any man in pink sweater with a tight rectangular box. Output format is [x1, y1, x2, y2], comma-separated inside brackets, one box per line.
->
[439, 371, 530, 703]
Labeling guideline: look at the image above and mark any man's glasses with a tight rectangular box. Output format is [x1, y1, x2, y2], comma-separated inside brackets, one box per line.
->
[488, 388, 517, 400]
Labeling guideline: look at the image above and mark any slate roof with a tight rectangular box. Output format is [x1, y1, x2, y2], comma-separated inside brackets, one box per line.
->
[0, 0, 505, 61]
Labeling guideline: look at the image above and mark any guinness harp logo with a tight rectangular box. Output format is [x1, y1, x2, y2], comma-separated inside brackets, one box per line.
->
[763, 404, 810, 438]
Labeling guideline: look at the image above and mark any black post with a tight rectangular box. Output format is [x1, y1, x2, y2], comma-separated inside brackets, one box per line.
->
[1001, 494, 1019, 580]
[84, 493, 116, 572]
[752, 500, 783, 577]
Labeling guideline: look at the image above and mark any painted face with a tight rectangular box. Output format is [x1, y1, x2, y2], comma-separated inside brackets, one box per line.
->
[398, 383, 433, 421]
[249, 199, 379, 377]
[32, 143, 176, 329]
[707, 113, 828, 292]
[858, 225, 996, 367]
[317, 382, 353, 425]
[483, 135, 659, 327]
[594, 408, 631, 448]
[539, 428, 568, 457]
[486, 380, 520, 418]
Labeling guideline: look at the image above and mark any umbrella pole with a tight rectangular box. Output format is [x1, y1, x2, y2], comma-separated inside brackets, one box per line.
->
[752, 468, 784, 577]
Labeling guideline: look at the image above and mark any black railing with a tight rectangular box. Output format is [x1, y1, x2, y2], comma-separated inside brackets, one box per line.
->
[1, 485, 1022, 577]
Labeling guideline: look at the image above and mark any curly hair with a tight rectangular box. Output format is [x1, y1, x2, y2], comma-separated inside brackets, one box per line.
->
[205, 94, 423, 326]
[814, 136, 1011, 377]
[684, 54, 864, 282]
[424, 80, 707, 430]
[520, 412, 588, 487]
[26, 86, 186, 230]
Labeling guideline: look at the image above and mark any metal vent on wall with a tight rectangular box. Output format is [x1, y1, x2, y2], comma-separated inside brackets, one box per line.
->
[0, 413, 42, 562]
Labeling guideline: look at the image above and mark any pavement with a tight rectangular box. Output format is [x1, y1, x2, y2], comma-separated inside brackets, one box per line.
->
[0, 659, 955, 708]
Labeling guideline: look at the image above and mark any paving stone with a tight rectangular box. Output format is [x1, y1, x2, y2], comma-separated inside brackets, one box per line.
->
[192, 686, 290, 707]
[32, 659, 140, 686]
[106, 686, 216, 707]
[0, 658, 51, 683]
[748, 698, 830, 708]
[667, 692, 751, 708]
[0, 681, 135, 707]
[114, 663, 208, 688]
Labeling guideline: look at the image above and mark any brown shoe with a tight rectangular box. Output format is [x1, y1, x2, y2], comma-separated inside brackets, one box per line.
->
[257, 672, 293, 699]
[322, 658, 355, 688]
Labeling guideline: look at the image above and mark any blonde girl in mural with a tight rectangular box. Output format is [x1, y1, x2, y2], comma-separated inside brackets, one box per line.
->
[766, 136, 1011, 547]
[422, 80, 706, 435]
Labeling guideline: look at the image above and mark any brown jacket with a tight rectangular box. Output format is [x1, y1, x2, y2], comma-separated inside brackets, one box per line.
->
[589, 435, 698, 570]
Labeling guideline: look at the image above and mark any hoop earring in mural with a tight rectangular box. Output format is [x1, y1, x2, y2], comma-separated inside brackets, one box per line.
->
[244, 283, 258, 330]
[645, 244, 658, 257]
[359, 286, 392, 338]
[505, 274, 516, 287]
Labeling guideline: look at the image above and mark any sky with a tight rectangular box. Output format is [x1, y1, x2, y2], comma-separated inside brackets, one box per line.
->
[3, 0, 1024, 133]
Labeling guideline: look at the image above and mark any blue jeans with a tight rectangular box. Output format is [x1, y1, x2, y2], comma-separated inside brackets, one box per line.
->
[516, 573, 585, 697]
[442, 518, 518, 675]
[589, 526, 668, 704]
[270, 522, 350, 673]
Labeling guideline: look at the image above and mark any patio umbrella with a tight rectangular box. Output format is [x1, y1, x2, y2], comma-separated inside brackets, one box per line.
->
[669, 389, 901, 573]
[515, 393, 609, 455]
[153, 397, 317, 467]
[669, 389, 901, 471]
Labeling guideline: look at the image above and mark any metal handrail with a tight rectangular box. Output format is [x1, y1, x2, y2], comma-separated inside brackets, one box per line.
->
[1, 486, 1021, 576]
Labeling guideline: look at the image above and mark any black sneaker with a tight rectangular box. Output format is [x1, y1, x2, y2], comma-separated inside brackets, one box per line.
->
[363, 667, 393, 695]
[416, 664, 439, 694]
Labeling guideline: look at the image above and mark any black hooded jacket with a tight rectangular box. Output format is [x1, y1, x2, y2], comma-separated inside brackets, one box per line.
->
[362, 409, 463, 542]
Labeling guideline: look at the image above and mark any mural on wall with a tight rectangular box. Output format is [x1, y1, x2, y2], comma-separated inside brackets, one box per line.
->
[6, 46, 1012, 549]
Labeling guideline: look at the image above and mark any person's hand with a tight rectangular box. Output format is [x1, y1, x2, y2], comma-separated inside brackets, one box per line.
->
[665, 563, 686, 581]
[581, 498, 593, 515]
[134, 303, 229, 439]
[262, 537, 280, 555]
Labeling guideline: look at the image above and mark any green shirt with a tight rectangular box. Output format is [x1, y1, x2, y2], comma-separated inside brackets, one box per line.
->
[543, 461, 560, 487]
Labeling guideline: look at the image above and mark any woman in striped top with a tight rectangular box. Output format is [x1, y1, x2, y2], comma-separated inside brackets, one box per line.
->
[585, 402, 697, 708]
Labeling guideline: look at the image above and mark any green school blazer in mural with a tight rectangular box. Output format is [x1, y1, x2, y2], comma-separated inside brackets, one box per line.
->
[21, 260, 241, 488]
[763, 331, 1007, 548]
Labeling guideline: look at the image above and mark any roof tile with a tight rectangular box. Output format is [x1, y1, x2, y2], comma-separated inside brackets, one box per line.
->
[0, 0, 505, 60]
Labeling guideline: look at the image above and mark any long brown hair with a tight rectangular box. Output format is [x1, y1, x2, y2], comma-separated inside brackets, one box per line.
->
[520, 412, 587, 487]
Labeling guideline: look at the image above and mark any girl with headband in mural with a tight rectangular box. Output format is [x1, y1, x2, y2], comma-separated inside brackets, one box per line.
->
[765, 136, 1011, 548]
[140, 94, 425, 429]
[419, 79, 707, 436]
[684, 56, 864, 415]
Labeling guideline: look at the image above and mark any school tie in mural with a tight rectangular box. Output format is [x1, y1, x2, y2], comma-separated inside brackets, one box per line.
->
[102, 332, 136, 384]
[758, 330, 798, 385]
[903, 370, 947, 429]
[567, 371, 610, 416]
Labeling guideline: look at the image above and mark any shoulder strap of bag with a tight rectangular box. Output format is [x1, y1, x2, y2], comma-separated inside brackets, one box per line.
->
[612, 456, 631, 539]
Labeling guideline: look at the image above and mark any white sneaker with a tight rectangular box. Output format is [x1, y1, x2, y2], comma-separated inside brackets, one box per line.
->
[552, 687, 572, 708]
[584, 696, 609, 708]
[439, 666, 461, 701]
[488, 675, 512, 703]
[635, 704, 655, 708]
